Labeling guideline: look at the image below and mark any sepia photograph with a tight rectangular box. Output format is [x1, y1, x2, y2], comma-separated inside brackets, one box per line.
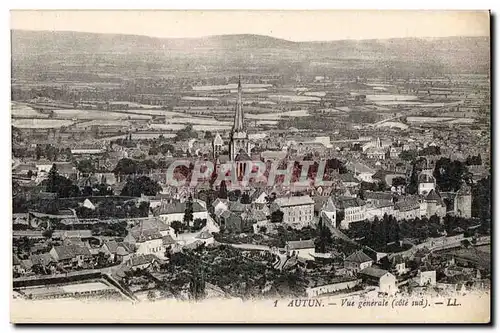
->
[9, 9, 491, 323]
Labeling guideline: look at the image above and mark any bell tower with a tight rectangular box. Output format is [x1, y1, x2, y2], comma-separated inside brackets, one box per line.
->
[229, 76, 249, 161]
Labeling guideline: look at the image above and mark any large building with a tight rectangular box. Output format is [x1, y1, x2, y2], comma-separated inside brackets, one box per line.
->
[274, 195, 315, 229]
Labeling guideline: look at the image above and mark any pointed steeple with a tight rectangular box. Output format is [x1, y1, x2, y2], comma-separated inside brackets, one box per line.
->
[233, 76, 244, 132]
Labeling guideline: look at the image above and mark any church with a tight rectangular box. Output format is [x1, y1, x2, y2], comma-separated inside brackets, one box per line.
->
[212, 77, 253, 179]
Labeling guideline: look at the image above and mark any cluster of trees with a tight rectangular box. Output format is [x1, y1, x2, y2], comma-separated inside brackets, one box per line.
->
[148, 143, 176, 156]
[347, 214, 444, 250]
[465, 154, 482, 166]
[111, 134, 136, 148]
[113, 158, 167, 175]
[34, 145, 72, 161]
[76, 200, 150, 219]
[91, 221, 128, 237]
[175, 124, 198, 141]
[42, 165, 81, 198]
[433, 158, 471, 192]
[471, 176, 491, 225]
[120, 176, 162, 197]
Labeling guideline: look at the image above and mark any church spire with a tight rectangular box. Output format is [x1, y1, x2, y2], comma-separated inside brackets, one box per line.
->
[233, 76, 244, 132]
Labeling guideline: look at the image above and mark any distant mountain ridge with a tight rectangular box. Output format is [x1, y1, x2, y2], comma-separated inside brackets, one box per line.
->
[11, 30, 490, 76]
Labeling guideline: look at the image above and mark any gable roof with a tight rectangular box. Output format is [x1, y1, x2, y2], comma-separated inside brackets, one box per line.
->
[153, 201, 206, 215]
[359, 266, 390, 278]
[52, 245, 91, 261]
[162, 235, 177, 245]
[345, 250, 373, 264]
[128, 254, 160, 267]
[275, 195, 314, 207]
[30, 253, 55, 267]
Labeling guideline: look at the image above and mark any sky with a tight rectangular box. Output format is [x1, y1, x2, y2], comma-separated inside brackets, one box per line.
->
[10, 10, 490, 42]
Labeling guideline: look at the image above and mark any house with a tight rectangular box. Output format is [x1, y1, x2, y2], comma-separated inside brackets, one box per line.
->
[212, 198, 229, 216]
[195, 230, 215, 245]
[82, 199, 96, 210]
[339, 173, 360, 189]
[285, 239, 315, 260]
[29, 253, 57, 274]
[153, 200, 208, 225]
[392, 256, 409, 276]
[124, 229, 165, 259]
[49, 245, 92, 269]
[274, 195, 315, 229]
[346, 162, 376, 183]
[416, 270, 437, 286]
[100, 241, 134, 263]
[359, 266, 398, 295]
[334, 196, 366, 230]
[126, 254, 161, 272]
[344, 250, 373, 273]
[319, 197, 336, 229]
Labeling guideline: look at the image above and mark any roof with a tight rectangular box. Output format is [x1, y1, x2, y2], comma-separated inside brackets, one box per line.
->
[339, 173, 359, 183]
[418, 170, 435, 183]
[129, 228, 164, 242]
[196, 230, 213, 240]
[346, 162, 375, 174]
[153, 201, 206, 216]
[162, 235, 177, 245]
[395, 197, 420, 212]
[345, 250, 373, 264]
[275, 195, 314, 208]
[30, 253, 55, 266]
[128, 254, 160, 267]
[235, 151, 252, 161]
[359, 266, 390, 278]
[103, 240, 119, 253]
[425, 189, 442, 202]
[286, 239, 315, 250]
[212, 198, 229, 208]
[51, 245, 91, 261]
[334, 196, 365, 209]
[229, 201, 247, 212]
[364, 191, 393, 201]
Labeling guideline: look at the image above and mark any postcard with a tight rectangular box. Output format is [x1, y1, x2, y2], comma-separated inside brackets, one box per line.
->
[10, 10, 491, 324]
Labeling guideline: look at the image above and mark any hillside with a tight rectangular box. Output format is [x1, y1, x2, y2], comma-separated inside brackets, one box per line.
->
[11, 30, 490, 81]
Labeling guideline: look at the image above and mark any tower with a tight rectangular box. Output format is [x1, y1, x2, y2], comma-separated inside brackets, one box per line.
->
[454, 182, 472, 218]
[212, 132, 223, 159]
[229, 77, 250, 161]
[418, 169, 436, 196]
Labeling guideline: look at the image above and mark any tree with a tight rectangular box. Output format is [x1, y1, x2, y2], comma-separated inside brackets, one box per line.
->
[315, 218, 332, 253]
[241, 192, 251, 204]
[171, 221, 183, 235]
[189, 269, 206, 301]
[42, 229, 54, 239]
[42, 164, 80, 198]
[113, 158, 138, 175]
[407, 162, 418, 195]
[120, 176, 162, 197]
[77, 159, 96, 175]
[218, 180, 228, 199]
[184, 196, 194, 227]
[270, 210, 284, 223]
[392, 177, 406, 187]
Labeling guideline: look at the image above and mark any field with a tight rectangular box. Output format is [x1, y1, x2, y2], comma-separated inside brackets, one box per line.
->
[12, 119, 75, 128]
[52, 109, 152, 120]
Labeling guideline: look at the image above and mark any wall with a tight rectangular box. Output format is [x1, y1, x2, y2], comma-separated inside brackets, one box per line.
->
[306, 279, 361, 298]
